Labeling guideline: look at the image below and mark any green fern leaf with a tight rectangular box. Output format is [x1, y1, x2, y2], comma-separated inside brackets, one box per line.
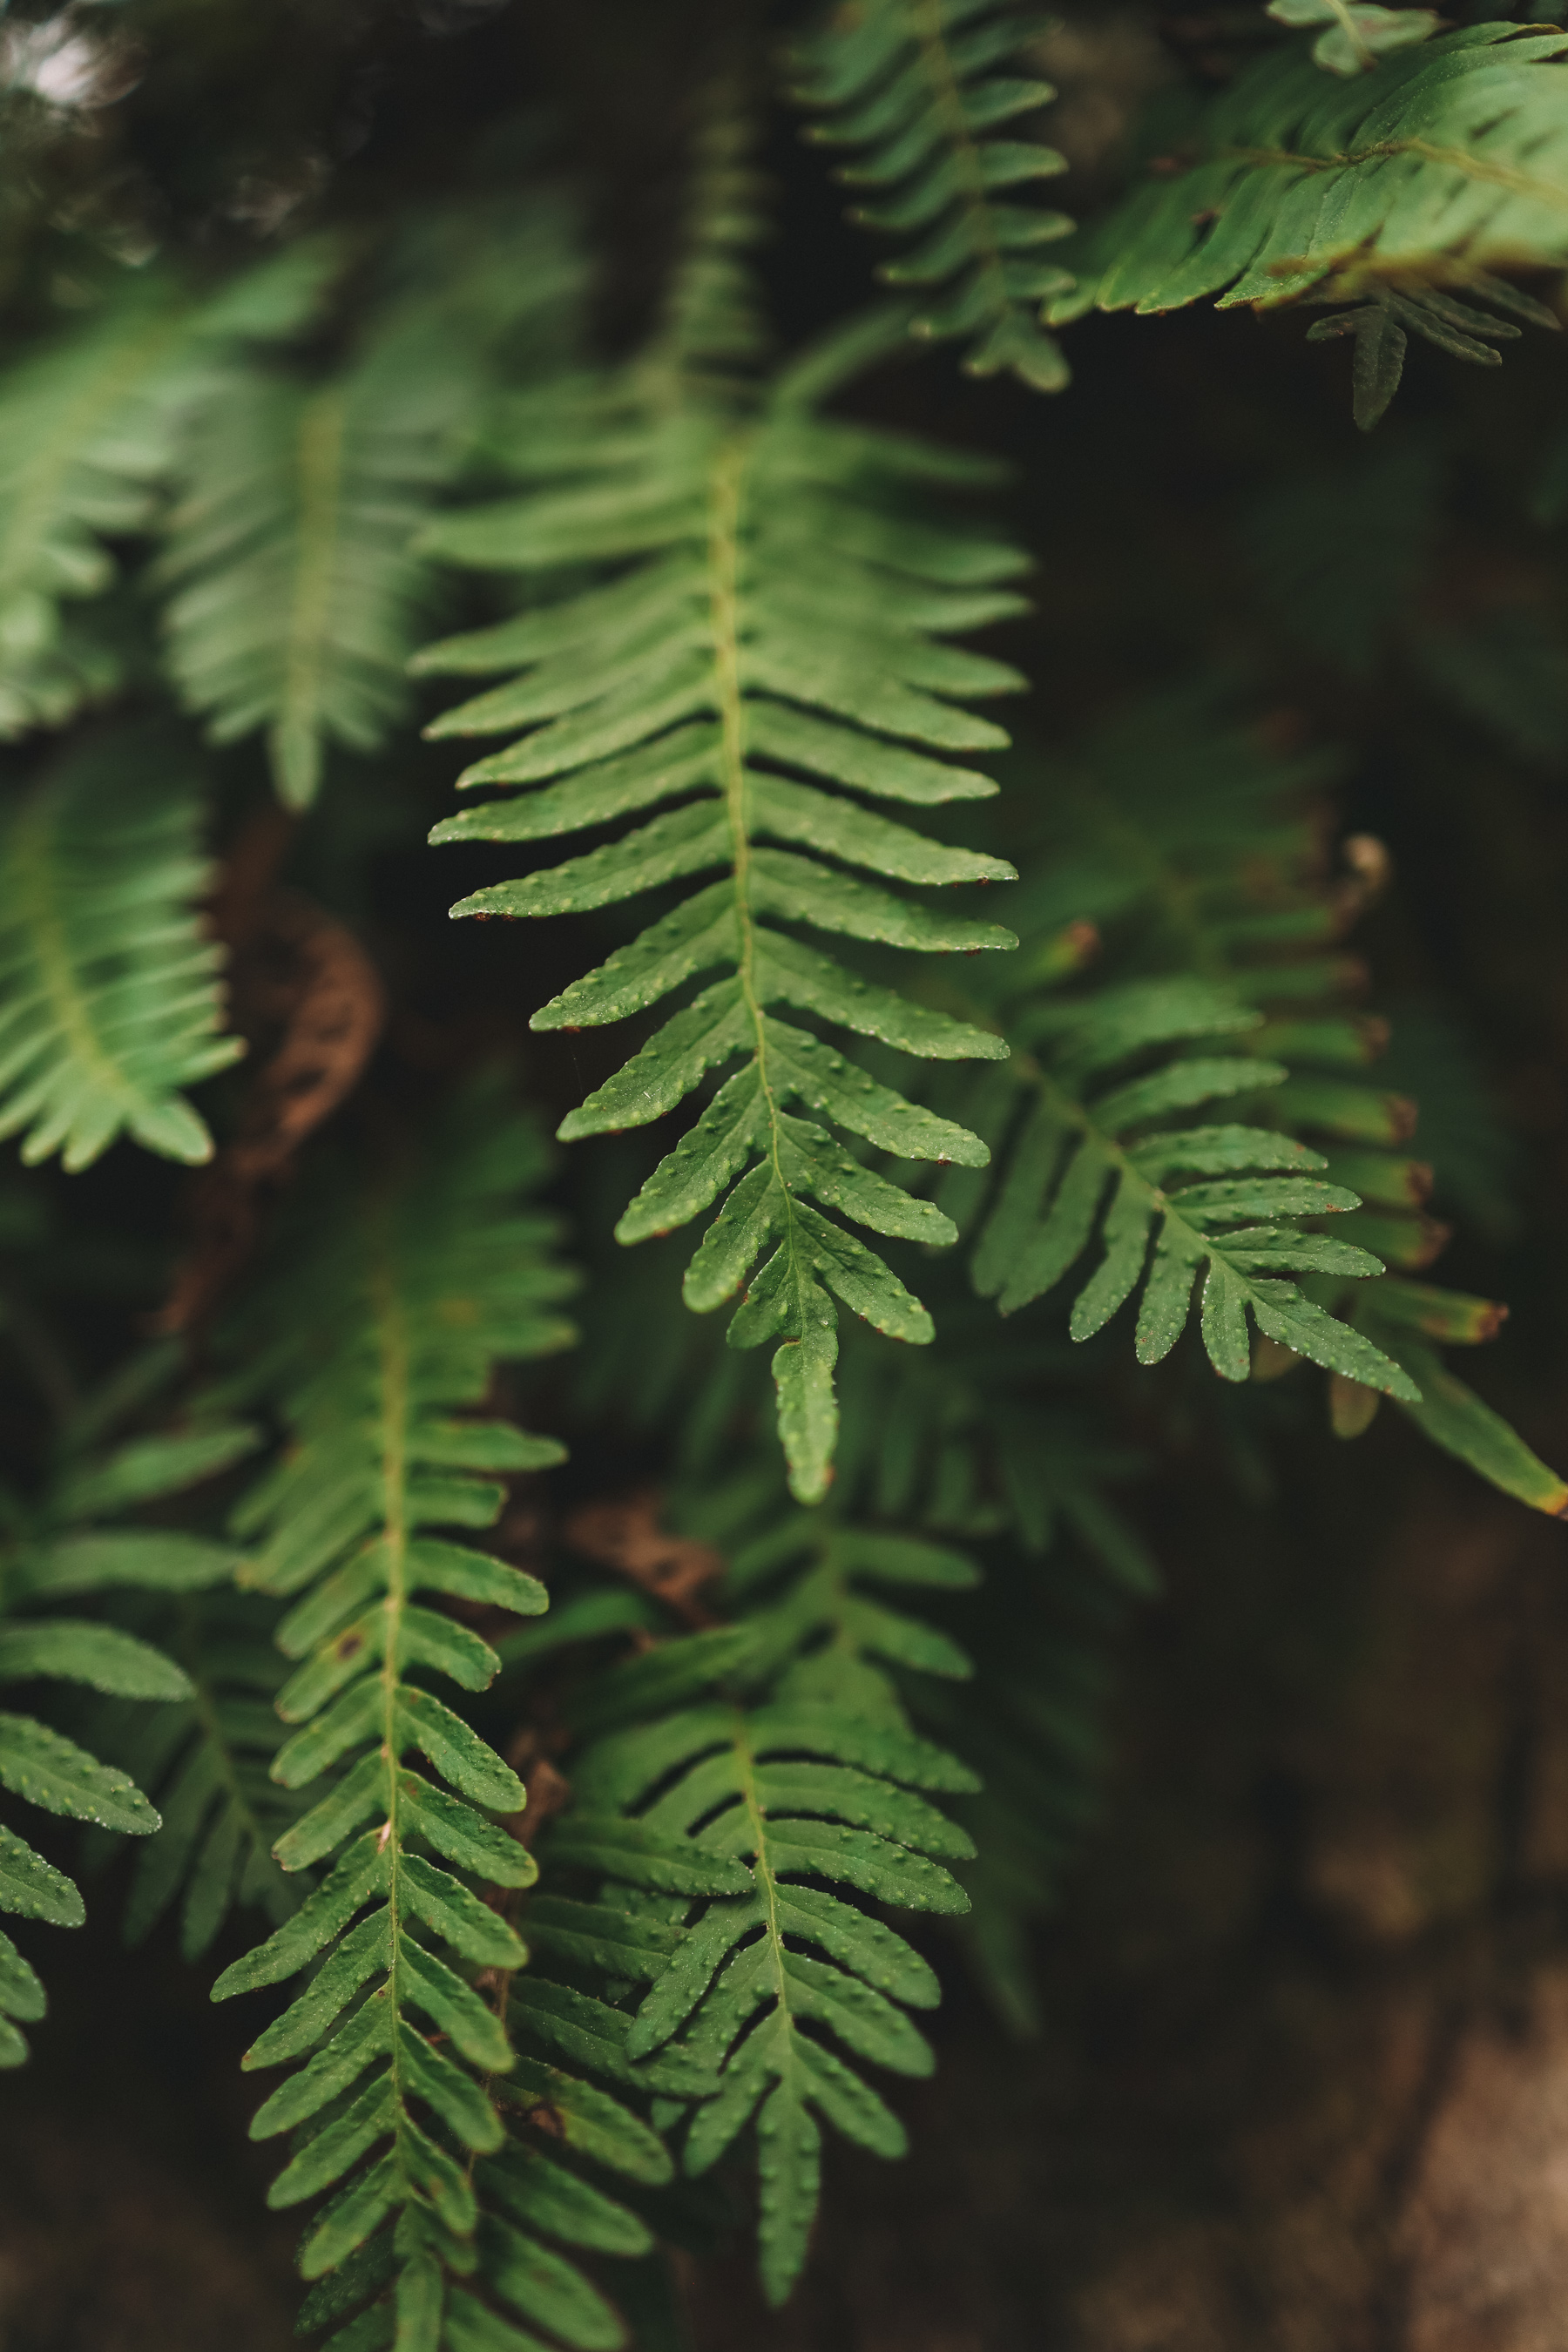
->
[1339, 1278, 1568, 1514]
[210, 1094, 651, 2342]
[1045, 24, 1568, 421]
[553, 1508, 979, 2308]
[422, 314, 1022, 1501]
[790, 0, 1076, 391]
[0, 247, 332, 733]
[0, 730, 244, 1171]
[964, 977, 1416, 1394]
[977, 689, 1568, 1503]
[84, 1589, 306, 1962]
[0, 1400, 255, 2062]
[159, 321, 465, 810]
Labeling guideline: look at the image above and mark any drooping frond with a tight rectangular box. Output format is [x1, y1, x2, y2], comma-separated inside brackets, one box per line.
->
[963, 975, 1416, 1391]
[789, 0, 1076, 391]
[0, 247, 332, 731]
[558, 1506, 979, 2308]
[0, 1411, 255, 2064]
[211, 1096, 605, 2341]
[559, 1199, 1152, 2036]
[1045, 24, 1568, 425]
[0, 730, 244, 1170]
[959, 691, 1568, 1509]
[420, 304, 1023, 1504]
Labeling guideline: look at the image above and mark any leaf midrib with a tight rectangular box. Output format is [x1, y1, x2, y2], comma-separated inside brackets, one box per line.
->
[708, 433, 817, 1382]
[369, 1227, 416, 2186]
[906, 0, 1014, 319]
[8, 787, 152, 1133]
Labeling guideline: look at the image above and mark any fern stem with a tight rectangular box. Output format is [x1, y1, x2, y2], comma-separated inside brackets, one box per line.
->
[1224, 139, 1568, 212]
[905, 0, 1011, 321]
[707, 433, 810, 1312]
[370, 1232, 415, 2176]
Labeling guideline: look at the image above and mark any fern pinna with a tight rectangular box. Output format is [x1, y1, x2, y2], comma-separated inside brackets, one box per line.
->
[788, 0, 1076, 392]
[210, 1102, 637, 2349]
[0, 1407, 255, 2064]
[540, 1488, 979, 2310]
[949, 693, 1567, 1513]
[422, 256, 1026, 1504]
[91, 1585, 303, 1963]
[0, 728, 242, 1171]
[0, 246, 331, 730]
[1045, 22, 1568, 426]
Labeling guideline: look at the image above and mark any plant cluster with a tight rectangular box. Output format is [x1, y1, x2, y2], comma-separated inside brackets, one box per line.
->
[1, 1, 1565, 2342]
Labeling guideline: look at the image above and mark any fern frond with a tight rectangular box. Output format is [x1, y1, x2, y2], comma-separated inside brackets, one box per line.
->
[534, 1489, 978, 2309]
[789, 0, 1076, 391]
[159, 323, 466, 811]
[977, 691, 1568, 1508]
[1046, 24, 1568, 422]
[0, 247, 331, 728]
[211, 1095, 589, 2330]
[0, 729, 243, 1171]
[0, 1409, 254, 2064]
[963, 974, 1416, 1391]
[421, 310, 1024, 1504]
[92, 1588, 304, 1961]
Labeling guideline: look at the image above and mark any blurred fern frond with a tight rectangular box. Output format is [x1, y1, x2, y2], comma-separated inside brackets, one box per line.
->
[1047, 24, 1568, 424]
[0, 730, 243, 1172]
[0, 1407, 254, 2065]
[789, 0, 1076, 391]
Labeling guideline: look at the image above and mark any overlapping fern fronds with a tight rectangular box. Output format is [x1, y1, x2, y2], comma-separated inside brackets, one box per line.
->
[0, 246, 332, 729]
[1045, 24, 1568, 425]
[961, 692, 1567, 1510]
[212, 1098, 627, 2345]
[788, 0, 1075, 391]
[551, 1492, 978, 2308]
[421, 193, 1024, 1504]
[160, 199, 583, 809]
[0, 729, 244, 1171]
[0, 1411, 254, 2064]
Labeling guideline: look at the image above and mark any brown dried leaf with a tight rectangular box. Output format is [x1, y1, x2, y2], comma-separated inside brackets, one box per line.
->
[157, 879, 385, 1335]
[564, 1488, 724, 1626]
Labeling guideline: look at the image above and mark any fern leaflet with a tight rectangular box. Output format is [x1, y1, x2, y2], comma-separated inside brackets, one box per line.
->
[90, 1587, 304, 1960]
[0, 729, 244, 1170]
[0, 1410, 253, 2063]
[421, 304, 1024, 1503]
[965, 691, 1567, 1506]
[790, 0, 1076, 391]
[1046, 24, 1568, 422]
[160, 322, 465, 810]
[211, 1099, 613, 2342]
[0, 247, 331, 729]
[963, 975, 1416, 1391]
[554, 1504, 978, 2308]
